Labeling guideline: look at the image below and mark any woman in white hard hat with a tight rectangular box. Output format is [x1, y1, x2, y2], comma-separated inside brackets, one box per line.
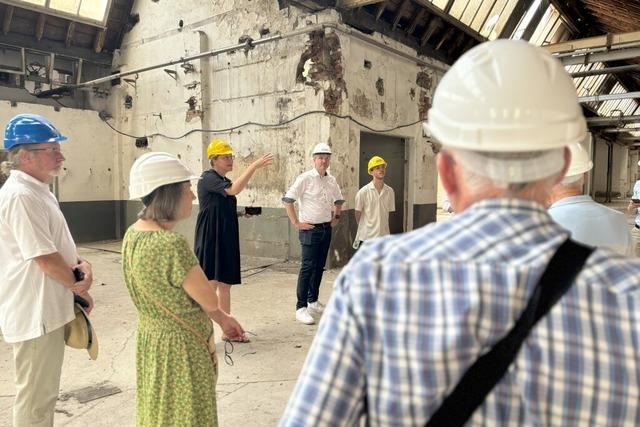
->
[123, 152, 245, 427]
[194, 139, 273, 342]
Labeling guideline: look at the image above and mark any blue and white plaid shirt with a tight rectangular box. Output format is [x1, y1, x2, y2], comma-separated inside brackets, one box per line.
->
[280, 199, 640, 426]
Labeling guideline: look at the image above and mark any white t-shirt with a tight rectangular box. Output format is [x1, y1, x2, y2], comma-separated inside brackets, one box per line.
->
[0, 170, 76, 343]
[283, 168, 344, 224]
[354, 181, 395, 247]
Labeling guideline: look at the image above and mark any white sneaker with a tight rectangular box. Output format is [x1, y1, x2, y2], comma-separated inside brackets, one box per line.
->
[307, 301, 325, 315]
[295, 307, 315, 325]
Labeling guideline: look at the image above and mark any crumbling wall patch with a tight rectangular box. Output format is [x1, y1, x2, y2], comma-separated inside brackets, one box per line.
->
[296, 30, 347, 114]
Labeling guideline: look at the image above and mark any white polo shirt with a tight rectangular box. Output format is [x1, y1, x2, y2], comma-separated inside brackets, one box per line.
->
[283, 168, 344, 224]
[0, 170, 76, 343]
[354, 181, 395, 246]
[548, 194, 633, 255]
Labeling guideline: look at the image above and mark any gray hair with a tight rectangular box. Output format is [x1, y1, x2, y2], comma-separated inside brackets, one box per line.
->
[451, 149, 564, 199]
[137, 181, 185, 222]
[0, 146, 25, 175]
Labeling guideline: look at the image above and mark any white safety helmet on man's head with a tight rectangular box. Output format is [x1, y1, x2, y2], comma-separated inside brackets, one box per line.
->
[426, 40, 586, 184]
[129, 152, 199, 200]
[562, 142, 593, 184]
[427, 40, 586, 152]
[566, 142, 593, 177]
[312, 143, 332, 156]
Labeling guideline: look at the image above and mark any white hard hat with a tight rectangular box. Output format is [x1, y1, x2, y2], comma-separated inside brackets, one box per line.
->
[565, 142, 593, 178]
[312, 143, 332, 155]
[426, 40, 586, 152]
[129, 152, 198, 200]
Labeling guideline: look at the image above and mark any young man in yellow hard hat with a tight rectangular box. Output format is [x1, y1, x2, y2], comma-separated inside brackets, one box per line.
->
[353, 156, 395, 249]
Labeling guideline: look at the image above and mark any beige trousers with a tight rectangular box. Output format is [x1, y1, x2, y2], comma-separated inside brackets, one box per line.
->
[12, 326, 65, 427]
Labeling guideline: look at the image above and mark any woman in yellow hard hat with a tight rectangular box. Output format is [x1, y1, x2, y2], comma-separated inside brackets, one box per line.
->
[194, 139, 273, 342]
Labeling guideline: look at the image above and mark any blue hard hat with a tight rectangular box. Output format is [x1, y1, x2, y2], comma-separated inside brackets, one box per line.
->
[3, 114, 68, 150]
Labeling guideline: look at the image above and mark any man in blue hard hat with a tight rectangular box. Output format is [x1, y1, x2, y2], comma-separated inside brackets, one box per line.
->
[0, 114, 94, 426]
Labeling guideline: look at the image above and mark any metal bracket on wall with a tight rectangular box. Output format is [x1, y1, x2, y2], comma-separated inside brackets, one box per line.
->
[123, 78, 136, 89]
[163, 68, 178, 81]
[180, 62, 195, 73]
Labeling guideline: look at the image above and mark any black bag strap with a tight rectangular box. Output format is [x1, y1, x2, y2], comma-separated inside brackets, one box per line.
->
[425, 239, 594, 427]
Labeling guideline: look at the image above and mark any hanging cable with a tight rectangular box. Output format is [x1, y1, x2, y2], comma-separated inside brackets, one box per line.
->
[99, 109, 424, 140]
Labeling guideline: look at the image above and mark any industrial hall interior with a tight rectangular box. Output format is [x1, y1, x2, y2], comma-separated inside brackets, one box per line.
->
[1, 0, 640, 425]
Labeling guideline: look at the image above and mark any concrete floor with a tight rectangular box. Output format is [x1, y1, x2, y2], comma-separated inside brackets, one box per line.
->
[0, 200, 636, 427]
[0, 241, 338, 427]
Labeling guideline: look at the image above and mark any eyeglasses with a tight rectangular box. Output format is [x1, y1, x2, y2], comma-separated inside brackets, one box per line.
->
[218, 155, 235, 161]
[27, 146, 63, 155]
[223, 331, 257, 366]
[224, 340, 235, 366]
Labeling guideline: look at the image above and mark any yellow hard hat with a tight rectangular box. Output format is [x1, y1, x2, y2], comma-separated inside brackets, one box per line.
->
[207, 139, 234, 158]
[368, 156, 387, 174]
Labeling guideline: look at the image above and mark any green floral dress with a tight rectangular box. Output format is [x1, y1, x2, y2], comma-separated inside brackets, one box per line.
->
[122, 228, 218, 427]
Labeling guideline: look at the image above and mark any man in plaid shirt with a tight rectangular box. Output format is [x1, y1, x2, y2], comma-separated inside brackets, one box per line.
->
[281, 40, 640, 426]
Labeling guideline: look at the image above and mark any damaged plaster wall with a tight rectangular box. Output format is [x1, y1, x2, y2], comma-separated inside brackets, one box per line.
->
[109, 0, 444, 264]
[0, 100, 119, 242]
[326, 32, 443, 263]
[110, 1, 344, 261]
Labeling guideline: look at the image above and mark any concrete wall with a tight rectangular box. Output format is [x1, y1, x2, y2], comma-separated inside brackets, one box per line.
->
[591, 135, 636, 200]
[0, 101, 119, 242]
[110, 1, 444, 266]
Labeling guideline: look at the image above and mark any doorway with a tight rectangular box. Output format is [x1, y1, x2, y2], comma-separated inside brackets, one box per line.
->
[359, 133, 405, 234]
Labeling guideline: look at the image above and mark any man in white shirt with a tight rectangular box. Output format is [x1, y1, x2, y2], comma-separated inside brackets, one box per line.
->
[549, 142, 632, 255]
[0, 114, 93, 426]
[353, 156, 395, 249]
[283, 143, 345, 325]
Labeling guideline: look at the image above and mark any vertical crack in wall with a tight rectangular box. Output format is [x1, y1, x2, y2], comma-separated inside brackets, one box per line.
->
[296, 30, 347, 114]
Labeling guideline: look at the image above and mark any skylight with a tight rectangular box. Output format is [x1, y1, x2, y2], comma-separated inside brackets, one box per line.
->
[0, 0, 111, 26]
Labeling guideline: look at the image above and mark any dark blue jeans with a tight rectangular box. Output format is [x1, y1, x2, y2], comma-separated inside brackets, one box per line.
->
[296, 224, 332, 310]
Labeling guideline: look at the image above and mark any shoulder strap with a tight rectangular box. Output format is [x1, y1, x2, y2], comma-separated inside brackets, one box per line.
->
[425, 239, 594, 427]
[126, 247, 210, 350]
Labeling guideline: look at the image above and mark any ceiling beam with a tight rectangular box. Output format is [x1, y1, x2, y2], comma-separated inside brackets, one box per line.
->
[375, 1, 387, 20]
[559, 47, 640, 66]
[35, 13, 46, 42]
[93, 28, 106, 53]
[545, 30, 640, 54]
[0, 32, 111, 65]
[579, 91, 640, 103]
[65, 21, 75, 48]
[338, 0, 383, 8]
[498, 0, 535, 39]
[413, 0, 484, 42]
[407, 7, 427, 35]
[436, 26, 455, 51]
[521, 0, 549, 41]
[420, 16, 441, 46]
[571, 64, 640, 78]
[392, 0, 410, 29]
[3, 5, 14, 35]
[587, 115, 640, 126]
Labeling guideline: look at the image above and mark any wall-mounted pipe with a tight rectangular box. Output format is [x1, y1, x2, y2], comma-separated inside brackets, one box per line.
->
[36, 21, 448, 97]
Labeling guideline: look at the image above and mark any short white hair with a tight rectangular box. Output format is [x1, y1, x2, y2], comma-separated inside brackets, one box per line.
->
[449, 147, 565, 188]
